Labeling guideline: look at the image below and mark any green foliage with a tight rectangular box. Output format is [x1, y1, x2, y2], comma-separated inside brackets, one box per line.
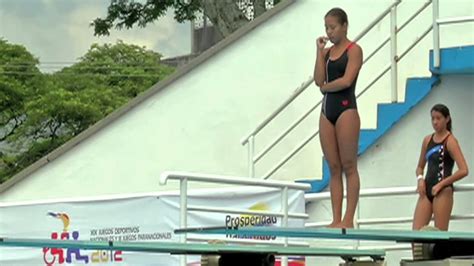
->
[92, 0, 281, 37]
[92, 0, 202, 36]
[0, 39, 175, 184]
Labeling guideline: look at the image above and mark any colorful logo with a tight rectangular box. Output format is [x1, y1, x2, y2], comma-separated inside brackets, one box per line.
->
[47, 212, 70, 232]
[43, 212, 123, 266]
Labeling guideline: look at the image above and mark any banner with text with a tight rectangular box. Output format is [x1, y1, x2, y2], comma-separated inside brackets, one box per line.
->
[0, 187, 305, 266]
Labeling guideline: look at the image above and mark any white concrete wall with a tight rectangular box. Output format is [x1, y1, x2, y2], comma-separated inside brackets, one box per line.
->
[306, 75, 474, 265]
[1, 0, 473, 202]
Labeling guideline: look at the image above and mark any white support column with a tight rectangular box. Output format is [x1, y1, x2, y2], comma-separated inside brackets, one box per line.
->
[433, 0, 440, 68]
[280, 186, 289, 266]
[180, 178, 188, 266]
[390, 6, 398, 103]
[248, 136, 255, 177]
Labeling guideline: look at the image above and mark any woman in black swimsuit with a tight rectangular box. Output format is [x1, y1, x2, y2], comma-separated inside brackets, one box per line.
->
[413, 104, 468, 231]
[314, 8, 363, 228]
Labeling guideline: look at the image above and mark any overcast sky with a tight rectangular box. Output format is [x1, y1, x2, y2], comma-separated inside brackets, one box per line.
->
[0, 0, 191, 72]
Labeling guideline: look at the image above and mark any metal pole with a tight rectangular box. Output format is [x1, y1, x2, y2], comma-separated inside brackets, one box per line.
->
[190, 20, 195, 55]
[355, 201, 361, 250]
[353, 0, 401, 42]
[180, 178, 188, 266]
[281, 186, 289, 266]
[390, 6, 398, 103]
[240, 79, 313, 146]
[433, 0, 440, 67]
[248, 136, 255, 177]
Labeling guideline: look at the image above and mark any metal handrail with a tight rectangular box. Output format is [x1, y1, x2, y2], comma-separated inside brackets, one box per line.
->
[305, 184, 474, 229]
[358, 24, 433, 100]
[305, 183, 474, 201]
[352, 0, 402, 42]
[240, 79, 313, 145]
[363, 0, 433, 65]
[437, 16, 474, 25]
[160, 171, 310, 266]
[432, 0, 440, 67]
[263, 129, 319, 179]
[433, 14, 474, 66]
[187, 205, 309, 219]
[357, 214, 474, 225]
[253, 99, 320, 164]
[160, 171, 311, 190]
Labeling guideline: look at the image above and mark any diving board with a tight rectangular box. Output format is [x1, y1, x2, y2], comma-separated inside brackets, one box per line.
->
[0, 237, 385, 263]
[175, 226, 474, 243]
[176, 226, 474, 262]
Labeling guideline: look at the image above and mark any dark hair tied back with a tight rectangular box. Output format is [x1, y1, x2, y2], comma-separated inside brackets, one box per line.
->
[325, 8, 348, 25]
[431, 103, 452, 132]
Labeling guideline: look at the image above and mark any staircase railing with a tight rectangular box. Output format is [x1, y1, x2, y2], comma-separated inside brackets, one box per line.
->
[432, 1, 474, 67]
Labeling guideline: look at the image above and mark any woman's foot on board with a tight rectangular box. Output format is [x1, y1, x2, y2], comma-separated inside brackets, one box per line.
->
[326, 221, 341, 228]
[339, 219, 354, 229]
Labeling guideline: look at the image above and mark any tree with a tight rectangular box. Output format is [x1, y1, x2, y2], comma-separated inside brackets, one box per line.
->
[0, 39, 44, 183]
[0, 40, 175, 184]
[92, 0, 280, 38]
[0, 39, 41, 142]
[0, 78, 27, 142]
[62, 41, 174, 98]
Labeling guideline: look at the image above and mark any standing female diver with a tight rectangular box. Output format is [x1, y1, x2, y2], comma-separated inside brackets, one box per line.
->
[413, 104, 469, 231]
[314, 8, 363, 228]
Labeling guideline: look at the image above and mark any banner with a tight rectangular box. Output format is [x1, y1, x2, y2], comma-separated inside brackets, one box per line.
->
[0, 187, 306, 266]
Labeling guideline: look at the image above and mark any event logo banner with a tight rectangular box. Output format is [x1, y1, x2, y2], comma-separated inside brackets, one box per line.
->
[0, 187, 305, 266]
